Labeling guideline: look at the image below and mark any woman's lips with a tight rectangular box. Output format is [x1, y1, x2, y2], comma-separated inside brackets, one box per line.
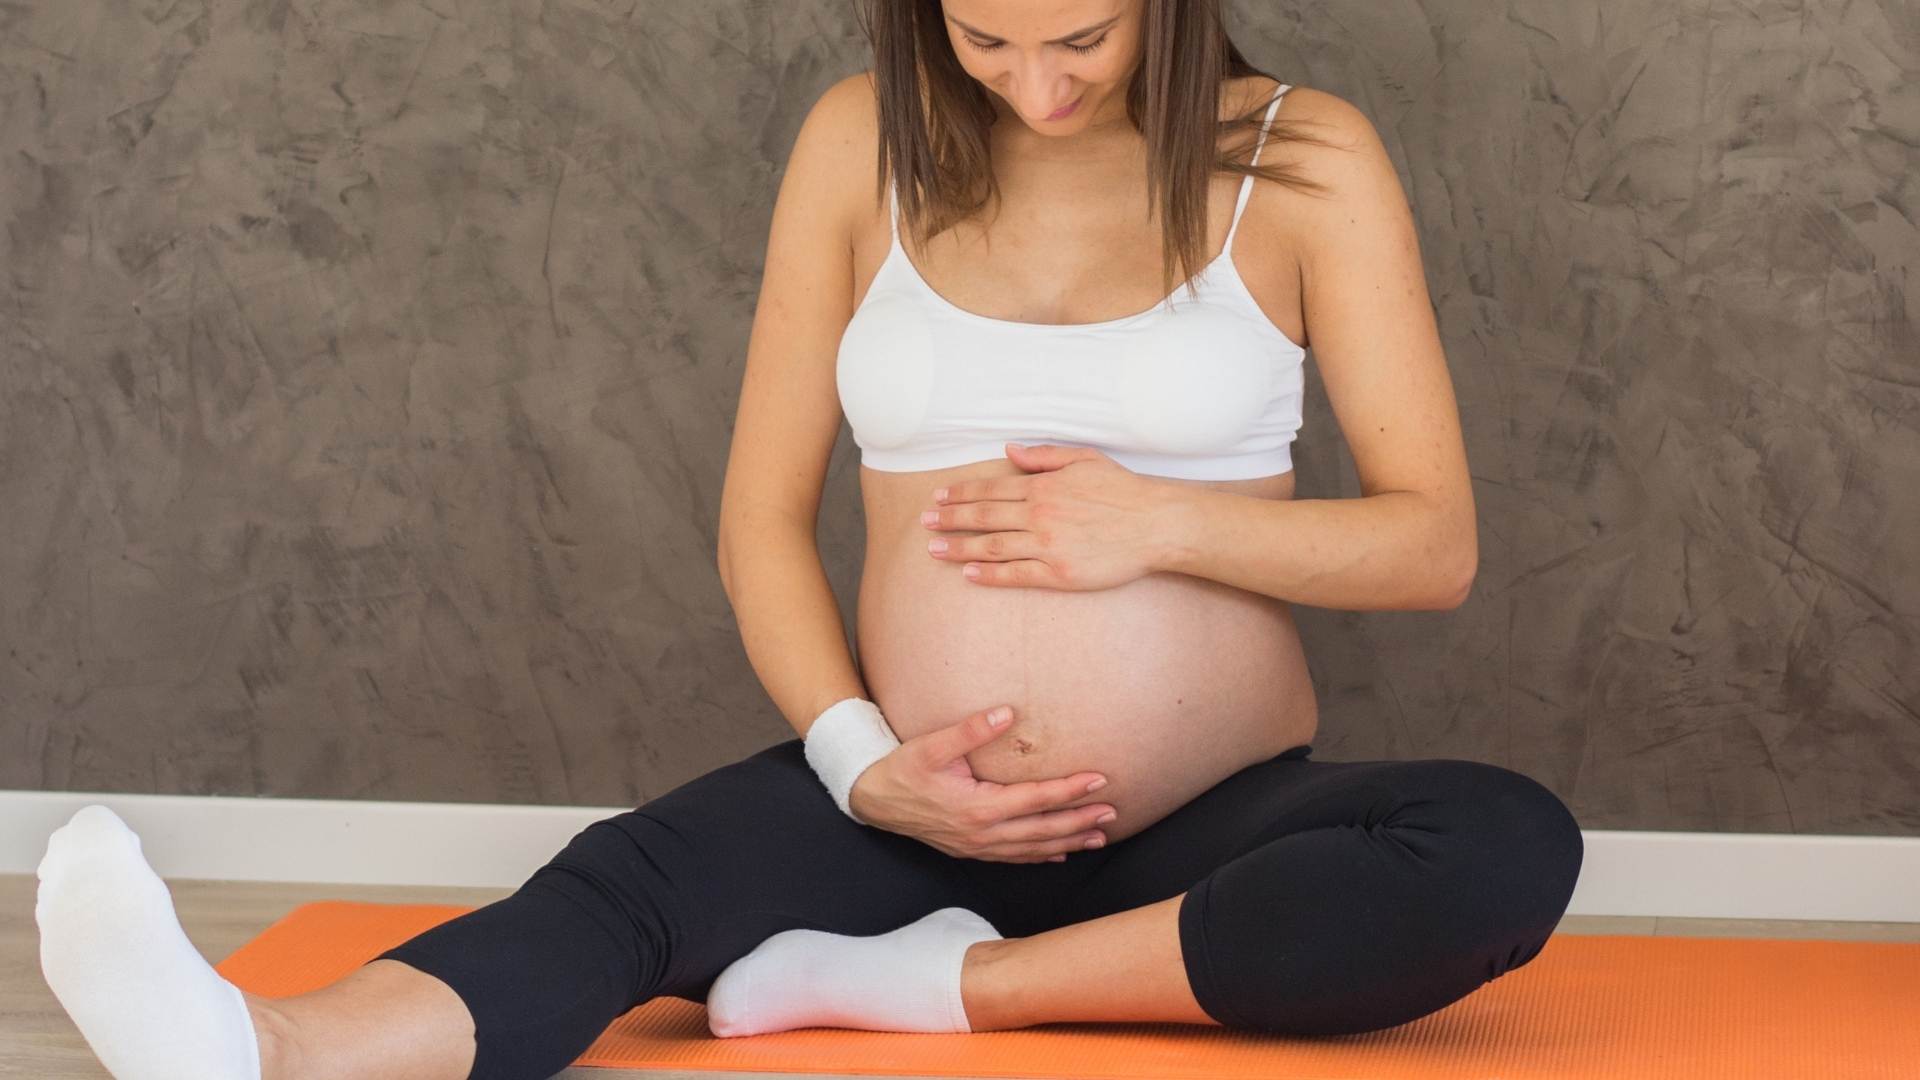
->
[1047, 95, 1082, 120]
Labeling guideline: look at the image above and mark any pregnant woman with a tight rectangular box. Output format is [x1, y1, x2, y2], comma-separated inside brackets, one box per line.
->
[33, 3, 1582, 1079]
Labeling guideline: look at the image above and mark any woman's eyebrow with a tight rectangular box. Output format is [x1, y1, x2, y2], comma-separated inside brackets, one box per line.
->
[946, 13, 1121, 45]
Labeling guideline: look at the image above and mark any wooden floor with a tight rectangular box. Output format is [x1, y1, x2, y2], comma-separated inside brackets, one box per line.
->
[6, 873, 1918, 1080]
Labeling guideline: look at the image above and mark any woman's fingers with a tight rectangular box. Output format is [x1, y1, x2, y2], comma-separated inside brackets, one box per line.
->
[973, 804, 1113, 860]
[985, 772, 1111, 820]
[976, 829, 1109, 861]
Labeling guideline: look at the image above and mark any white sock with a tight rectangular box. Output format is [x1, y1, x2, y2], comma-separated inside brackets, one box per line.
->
[706, 906, 1003, 1037]
[35, 804, 263, 1080]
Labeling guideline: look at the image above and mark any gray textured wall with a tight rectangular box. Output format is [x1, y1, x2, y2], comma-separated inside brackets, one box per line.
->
[2, 1, 1915, 833]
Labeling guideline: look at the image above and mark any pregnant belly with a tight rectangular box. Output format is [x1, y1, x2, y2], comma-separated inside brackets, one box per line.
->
[853, 463, 1319, 844]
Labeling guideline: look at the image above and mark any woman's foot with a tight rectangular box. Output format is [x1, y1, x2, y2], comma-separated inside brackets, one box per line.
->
[705, 906, 1002, 1036]
[35, 804, 265, 1079]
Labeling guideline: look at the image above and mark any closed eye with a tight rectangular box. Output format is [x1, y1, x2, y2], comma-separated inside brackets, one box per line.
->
[965, 34, 1109, 56]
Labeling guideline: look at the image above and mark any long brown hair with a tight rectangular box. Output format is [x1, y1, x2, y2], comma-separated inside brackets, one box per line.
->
[854, 0, 1342, 305]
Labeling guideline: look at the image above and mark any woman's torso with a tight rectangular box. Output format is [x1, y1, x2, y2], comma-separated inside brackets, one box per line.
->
[845, 76, 1320, 844]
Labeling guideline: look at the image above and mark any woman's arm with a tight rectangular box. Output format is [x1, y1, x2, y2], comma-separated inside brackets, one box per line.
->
[1154, 88, 1476, 611]
[719, 518, 871, 735]
[1152, 487, 1474, 610]
[717, 73, 878, 738]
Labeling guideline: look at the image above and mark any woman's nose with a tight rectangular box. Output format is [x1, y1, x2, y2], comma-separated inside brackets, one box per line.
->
[1006, 65, 1074, 118]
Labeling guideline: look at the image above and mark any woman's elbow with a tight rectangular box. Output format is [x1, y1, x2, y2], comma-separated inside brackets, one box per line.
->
[1443, 564, 1476, 609]
[1443, 537, 1479, 609]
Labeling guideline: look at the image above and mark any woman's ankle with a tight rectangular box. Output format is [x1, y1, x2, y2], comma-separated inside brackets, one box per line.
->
[243, 992, 301, 1080]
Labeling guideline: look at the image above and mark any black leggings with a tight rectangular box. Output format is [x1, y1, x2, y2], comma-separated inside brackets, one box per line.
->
[369, 738, 1583, 1080]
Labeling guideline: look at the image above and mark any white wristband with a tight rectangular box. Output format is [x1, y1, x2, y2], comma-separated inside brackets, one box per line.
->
[803, 697, 901, 823]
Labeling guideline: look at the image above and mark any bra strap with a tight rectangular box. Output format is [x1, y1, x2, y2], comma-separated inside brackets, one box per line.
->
[1223, 83, 1291, 256]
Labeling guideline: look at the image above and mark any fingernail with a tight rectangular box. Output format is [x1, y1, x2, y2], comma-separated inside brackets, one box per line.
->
[1048, 854, 1067, 862]
[1083, 835, 1105, 849]
[1085, 777, 1108, 792]
[928, 538, 948, 554]
[989, 707, 1012, 726]
[1095, 811, 1116, 824]
[933, 487, 949, 503]
[920, 510, 938, 525]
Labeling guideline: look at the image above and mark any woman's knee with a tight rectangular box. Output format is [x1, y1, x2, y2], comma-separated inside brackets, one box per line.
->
[514, 751, 808, 973]
[1418, 759, 1584, 932]
[1178, 760, 1583, 1036]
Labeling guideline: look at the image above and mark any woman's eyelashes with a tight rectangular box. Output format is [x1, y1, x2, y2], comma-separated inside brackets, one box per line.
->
[965, 34, 1109, 56]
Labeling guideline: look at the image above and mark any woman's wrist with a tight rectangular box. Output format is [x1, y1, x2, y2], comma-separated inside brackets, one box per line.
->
[803, 697, 901, 822]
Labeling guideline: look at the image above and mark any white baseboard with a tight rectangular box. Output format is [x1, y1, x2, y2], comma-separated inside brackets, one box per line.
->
[4, 789, 1917, 922]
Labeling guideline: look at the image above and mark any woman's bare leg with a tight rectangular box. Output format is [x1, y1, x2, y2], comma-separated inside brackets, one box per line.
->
[959, 893, 1215, 1030]
[243, 960, 476, 1080]
[959, 758, 1583, 1037]
[36, 805, 484, 1080]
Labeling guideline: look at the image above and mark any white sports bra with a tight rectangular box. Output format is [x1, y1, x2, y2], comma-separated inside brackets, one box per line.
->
[836, 83, 1305, 481]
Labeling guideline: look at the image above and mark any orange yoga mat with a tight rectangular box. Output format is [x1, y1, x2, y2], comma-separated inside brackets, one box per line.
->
[215, 900, 1920, 1079]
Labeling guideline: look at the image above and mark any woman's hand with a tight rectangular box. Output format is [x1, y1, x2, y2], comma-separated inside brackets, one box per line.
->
[848, 704, 1119, 863]
[920, 443, 1175, 590]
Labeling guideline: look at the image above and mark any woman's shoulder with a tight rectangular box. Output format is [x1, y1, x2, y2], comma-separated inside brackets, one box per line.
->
[1224, 78, 1400, 285]
[785, 72, 887, 233]
[1225, 75, 1364, 135]
[1225, 74, 1286, 116]
[1227, 77, 1389, 198]
[808, 70, 881, 142]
